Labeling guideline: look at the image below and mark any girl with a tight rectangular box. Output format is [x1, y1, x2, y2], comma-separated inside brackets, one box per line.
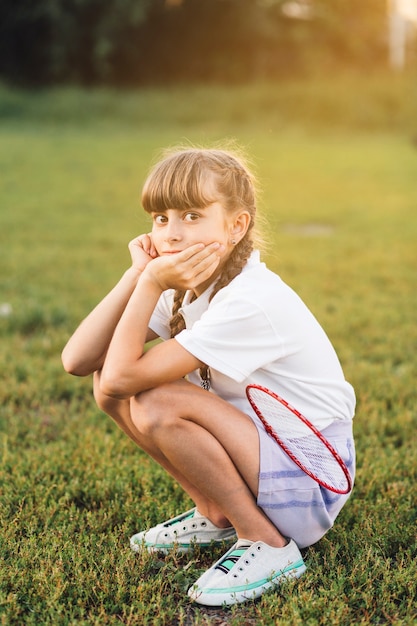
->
[62, 146, 355, 606]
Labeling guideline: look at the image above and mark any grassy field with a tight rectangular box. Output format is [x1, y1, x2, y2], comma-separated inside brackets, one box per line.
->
[1, 72, 416, 625]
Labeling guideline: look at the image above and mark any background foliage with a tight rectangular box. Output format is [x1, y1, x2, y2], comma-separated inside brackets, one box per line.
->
[0, 0, 393, 87]
[0, 72, 416, 623]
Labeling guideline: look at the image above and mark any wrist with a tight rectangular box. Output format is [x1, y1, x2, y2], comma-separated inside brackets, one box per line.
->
[123, 266, 143, 283]
[138, 267, 165, 294]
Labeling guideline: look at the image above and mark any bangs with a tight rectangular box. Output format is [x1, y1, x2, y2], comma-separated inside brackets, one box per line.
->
[142, 151, 218, 213]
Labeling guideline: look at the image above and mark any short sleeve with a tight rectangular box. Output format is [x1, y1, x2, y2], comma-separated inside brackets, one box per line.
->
[175, 296, 286, 382]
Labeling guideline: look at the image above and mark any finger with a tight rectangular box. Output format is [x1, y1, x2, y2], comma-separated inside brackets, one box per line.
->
[130, 235, 146, 248]
[174, 247, 223, 285]
[137, 235, 152, 255]
[188, 256, 222, 287]
[147, 234, 159, 258]
[190, 244, 225, 273]
[177, 242, 207, 262]
[178, 242, 223, 267]
[144, 234, 160, 257]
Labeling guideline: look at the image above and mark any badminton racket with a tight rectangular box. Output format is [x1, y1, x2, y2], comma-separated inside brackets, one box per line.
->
[246, 384, 352, 494]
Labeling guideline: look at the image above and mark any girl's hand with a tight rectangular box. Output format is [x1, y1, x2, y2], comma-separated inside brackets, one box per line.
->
[143, 242, 224, 291]
[128, 234, 159, 272]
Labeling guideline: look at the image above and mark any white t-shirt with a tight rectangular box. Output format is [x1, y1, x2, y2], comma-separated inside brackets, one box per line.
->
[148, 251, 355, 430]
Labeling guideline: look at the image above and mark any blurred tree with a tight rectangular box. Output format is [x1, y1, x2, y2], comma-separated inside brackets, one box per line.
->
[311, 0, 387, 68]
[0, 0, 152, 85]
[0, 0, 393, 87]
[0, 0, 52, 85]
[123, 0, 313, 83]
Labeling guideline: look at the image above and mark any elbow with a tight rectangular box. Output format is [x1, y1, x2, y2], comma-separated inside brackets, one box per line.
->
[61, 348, 92, 377]
[99, 369, 133, 399]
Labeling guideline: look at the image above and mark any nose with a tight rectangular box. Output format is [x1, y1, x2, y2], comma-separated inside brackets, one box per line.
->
[164, 219, 182, 242]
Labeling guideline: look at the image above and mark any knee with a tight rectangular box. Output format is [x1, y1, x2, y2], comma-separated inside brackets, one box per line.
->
[94, 388, 113, 414]
[130, 383, 179, 437]
[93, 372, 107, 410]
[93, 371, 122, 415]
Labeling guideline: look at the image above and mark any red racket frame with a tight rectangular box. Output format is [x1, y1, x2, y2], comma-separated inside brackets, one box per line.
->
[246, 384, 352, 494]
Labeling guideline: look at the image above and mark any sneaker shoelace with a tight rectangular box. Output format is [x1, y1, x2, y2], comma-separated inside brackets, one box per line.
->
[215, 543, 252, 574]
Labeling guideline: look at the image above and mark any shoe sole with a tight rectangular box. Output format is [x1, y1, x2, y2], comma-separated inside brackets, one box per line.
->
[130, 536, 237, 554]
[188, 560, 307, 606]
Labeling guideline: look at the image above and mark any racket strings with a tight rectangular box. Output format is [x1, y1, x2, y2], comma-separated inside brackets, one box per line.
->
[248, 388, 350, 493]
[284, 435, 348, 491]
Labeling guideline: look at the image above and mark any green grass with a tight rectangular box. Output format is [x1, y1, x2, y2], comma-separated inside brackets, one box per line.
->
[1, 73, 416, 625]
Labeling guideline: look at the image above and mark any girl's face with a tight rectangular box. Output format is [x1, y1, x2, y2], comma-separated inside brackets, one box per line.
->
[150, 202, 233, 257]
[150, 202, 235, 295]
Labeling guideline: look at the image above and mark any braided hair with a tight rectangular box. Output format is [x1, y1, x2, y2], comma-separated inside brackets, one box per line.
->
[141, 146, 260, 387]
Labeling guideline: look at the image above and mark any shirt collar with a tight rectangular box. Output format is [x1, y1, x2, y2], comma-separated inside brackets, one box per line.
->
[179, 250, 261, 329]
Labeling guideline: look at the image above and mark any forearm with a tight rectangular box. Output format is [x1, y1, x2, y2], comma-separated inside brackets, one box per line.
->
[99, 272, 163, 397]
[61, 267, 142, 376]
[98, 241, 224, 397]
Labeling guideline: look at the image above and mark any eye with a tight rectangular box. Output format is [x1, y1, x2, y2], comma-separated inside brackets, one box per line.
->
[183, 212, 200, 222]
[153, 213, 167, 225]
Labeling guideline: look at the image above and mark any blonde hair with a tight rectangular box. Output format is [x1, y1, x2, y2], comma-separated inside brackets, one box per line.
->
[142, 146, 261, 339]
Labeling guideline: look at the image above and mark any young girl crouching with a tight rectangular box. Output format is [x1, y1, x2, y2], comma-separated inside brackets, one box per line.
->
[62, 146, 355, 606]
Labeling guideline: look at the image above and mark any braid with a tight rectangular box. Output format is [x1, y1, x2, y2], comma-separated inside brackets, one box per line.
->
[169, 289, 187, 338]
[209, 237, 253, 302]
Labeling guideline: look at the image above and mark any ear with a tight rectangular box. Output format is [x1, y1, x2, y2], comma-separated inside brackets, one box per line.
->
[229, 210, 251, 245]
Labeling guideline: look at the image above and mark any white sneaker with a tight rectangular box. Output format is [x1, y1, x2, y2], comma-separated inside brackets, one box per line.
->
[188, 538, 306, 606]
[130, 508, 237, 554]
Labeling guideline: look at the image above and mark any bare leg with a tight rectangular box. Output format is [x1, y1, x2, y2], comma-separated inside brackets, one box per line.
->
[93, 372, 232, 527]
[130, 379, 287, 547]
